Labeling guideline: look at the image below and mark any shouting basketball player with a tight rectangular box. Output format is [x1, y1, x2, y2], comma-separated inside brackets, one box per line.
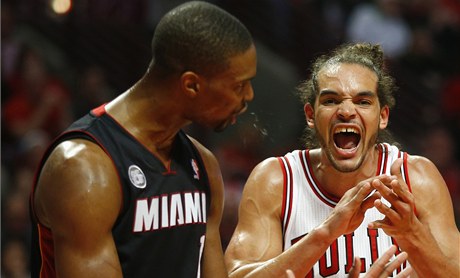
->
[224, 43, 459, 278]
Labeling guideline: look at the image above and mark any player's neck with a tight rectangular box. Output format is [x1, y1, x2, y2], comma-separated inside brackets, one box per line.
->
[310, 147, 380, 199]
[105, 84, 189, 163]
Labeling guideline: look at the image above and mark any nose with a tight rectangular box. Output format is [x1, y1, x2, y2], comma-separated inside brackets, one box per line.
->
[337, 99, 356, 119]
[244, 83, 255, 102]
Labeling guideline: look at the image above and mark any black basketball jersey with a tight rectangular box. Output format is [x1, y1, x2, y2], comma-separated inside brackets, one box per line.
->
[30, 105, 211, 277]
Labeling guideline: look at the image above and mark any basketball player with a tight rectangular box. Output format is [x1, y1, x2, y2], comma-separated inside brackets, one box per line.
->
[30, 1, 256, 277]
[224, 43, 459, 277]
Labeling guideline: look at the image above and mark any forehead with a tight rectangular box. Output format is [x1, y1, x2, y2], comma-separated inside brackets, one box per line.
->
[217, 44, 257, 82]
[317, 63, 378, 93]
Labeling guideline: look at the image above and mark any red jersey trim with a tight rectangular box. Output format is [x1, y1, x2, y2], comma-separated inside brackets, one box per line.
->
[91, 103, 107, 116]
[401, 151, 417, 215]
[278, 156, 293, 247]
[38, 224, 56, 277]
[378, 143, 389, 175]
[301, 150, 339, 207]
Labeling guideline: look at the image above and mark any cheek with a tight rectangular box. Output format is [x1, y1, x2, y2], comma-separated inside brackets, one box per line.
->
[210, 87, 237, 106]
[362, 112, 382, 134]
[314, 109, 333, 128]
[313, 111, 333, 140]
[206, 97, 234, 117]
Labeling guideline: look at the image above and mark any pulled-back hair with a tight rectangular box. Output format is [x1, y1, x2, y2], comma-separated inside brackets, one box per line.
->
[296, 43, 399, 148]
[151, 1, 253, 77]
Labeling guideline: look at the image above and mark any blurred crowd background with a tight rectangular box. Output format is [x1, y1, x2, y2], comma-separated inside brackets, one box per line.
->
[1, 0, 459, 276]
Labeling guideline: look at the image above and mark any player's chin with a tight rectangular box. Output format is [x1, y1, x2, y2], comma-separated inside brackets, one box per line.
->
[212, 114, 237, 132]
[333, 159, 363, 173]
[213, 120, 231, 132]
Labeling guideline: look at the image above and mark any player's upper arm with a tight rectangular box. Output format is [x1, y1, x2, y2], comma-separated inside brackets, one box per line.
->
[407, 155, 460, 257]
[224, 157, 285, 276]
[34, 139, 123, 276]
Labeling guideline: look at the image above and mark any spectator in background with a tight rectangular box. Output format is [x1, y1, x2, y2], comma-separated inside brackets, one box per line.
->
[2, 47, 73, 140]
[1, 191, 30, 248]
[419, 125, 460, 228]
[345, 0, 412, 59]
[1, 238, 30, 278]
[440, 75, 460, 157]
[73, 65, 115, 118]
[1, 1, 24, 86]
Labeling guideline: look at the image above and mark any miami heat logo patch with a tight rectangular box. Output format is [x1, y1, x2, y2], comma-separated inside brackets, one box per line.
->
[191, 159, 200, 180]
[128, 165, 147, 189]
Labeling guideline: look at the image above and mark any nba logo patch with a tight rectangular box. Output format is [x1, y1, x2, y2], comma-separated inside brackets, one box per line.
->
[191, 159, 200, 180]
[128, 165, 147, 189]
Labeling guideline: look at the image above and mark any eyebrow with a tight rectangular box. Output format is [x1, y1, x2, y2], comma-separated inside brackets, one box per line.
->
[237, 76, 255, 84]
[319, 90, 377, 97]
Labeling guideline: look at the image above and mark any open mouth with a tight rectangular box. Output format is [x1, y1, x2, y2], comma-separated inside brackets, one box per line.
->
[333, 127, 361, 150]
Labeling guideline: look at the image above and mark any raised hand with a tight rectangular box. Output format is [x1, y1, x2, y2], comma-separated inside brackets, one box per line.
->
[322, 175, 394, 238]
[368, 158, 419, 238]
[348, 245, 412, 278]
[285, 246, 413, 278]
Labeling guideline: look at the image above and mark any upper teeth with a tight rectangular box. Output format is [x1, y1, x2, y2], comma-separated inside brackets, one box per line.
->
[335, 127, 359, 134]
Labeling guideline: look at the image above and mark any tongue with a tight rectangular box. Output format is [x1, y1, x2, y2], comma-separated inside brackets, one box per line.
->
[335, 133, 358, 149]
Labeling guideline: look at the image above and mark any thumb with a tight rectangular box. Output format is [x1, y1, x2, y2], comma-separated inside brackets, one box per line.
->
[390, 158, 404, 179]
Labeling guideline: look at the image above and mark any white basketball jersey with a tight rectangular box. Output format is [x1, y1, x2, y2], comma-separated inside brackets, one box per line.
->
[279, 143, 411, 277]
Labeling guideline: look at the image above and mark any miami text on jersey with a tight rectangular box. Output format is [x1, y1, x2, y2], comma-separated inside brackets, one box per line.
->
[133, 191, 207, 232]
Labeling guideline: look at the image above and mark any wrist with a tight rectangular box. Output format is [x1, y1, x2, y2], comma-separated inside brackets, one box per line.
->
[394, 224, 433, 252]
[313, 223, 340, 245]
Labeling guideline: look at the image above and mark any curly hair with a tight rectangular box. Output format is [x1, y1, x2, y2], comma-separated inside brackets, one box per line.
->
[150, 1, 253, 77]
[295, 43, 399, 148]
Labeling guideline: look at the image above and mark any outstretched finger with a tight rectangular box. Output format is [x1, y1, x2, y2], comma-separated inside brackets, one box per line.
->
[366, 245, 398, 276]
[389, 159, 412, 200]
[394, 266, 413, 278]
[371, 179, 406, 213]
[373, 199, 402, 226]
[381, 251, 408, 277]
[389, 179, 413, 205]
[365, 245, 407, 278]
[390, 158, 404, 181]
[348, 257, 362, 278]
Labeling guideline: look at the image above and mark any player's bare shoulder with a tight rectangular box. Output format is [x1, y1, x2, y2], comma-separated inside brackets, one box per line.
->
[405, 154, 445, 187]
[34, 139, 120, 227]
[405, 154, 451, 215]
[249, 156, 284, 187]
[241, 156, 284, 215]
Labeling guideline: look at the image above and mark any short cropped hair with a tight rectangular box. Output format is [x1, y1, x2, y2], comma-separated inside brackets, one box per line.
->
[151, 1, 253, 76]
[296, 43, 399, 148]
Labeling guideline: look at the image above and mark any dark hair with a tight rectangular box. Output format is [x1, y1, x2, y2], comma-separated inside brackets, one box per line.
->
[296, 43, 399, 148]
[151, 1, 253, 77]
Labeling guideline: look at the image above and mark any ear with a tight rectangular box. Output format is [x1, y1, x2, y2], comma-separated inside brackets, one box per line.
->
[379, 105, 389, 129]
[180, 71, 202, 98]
[304, 103, 315, 128]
